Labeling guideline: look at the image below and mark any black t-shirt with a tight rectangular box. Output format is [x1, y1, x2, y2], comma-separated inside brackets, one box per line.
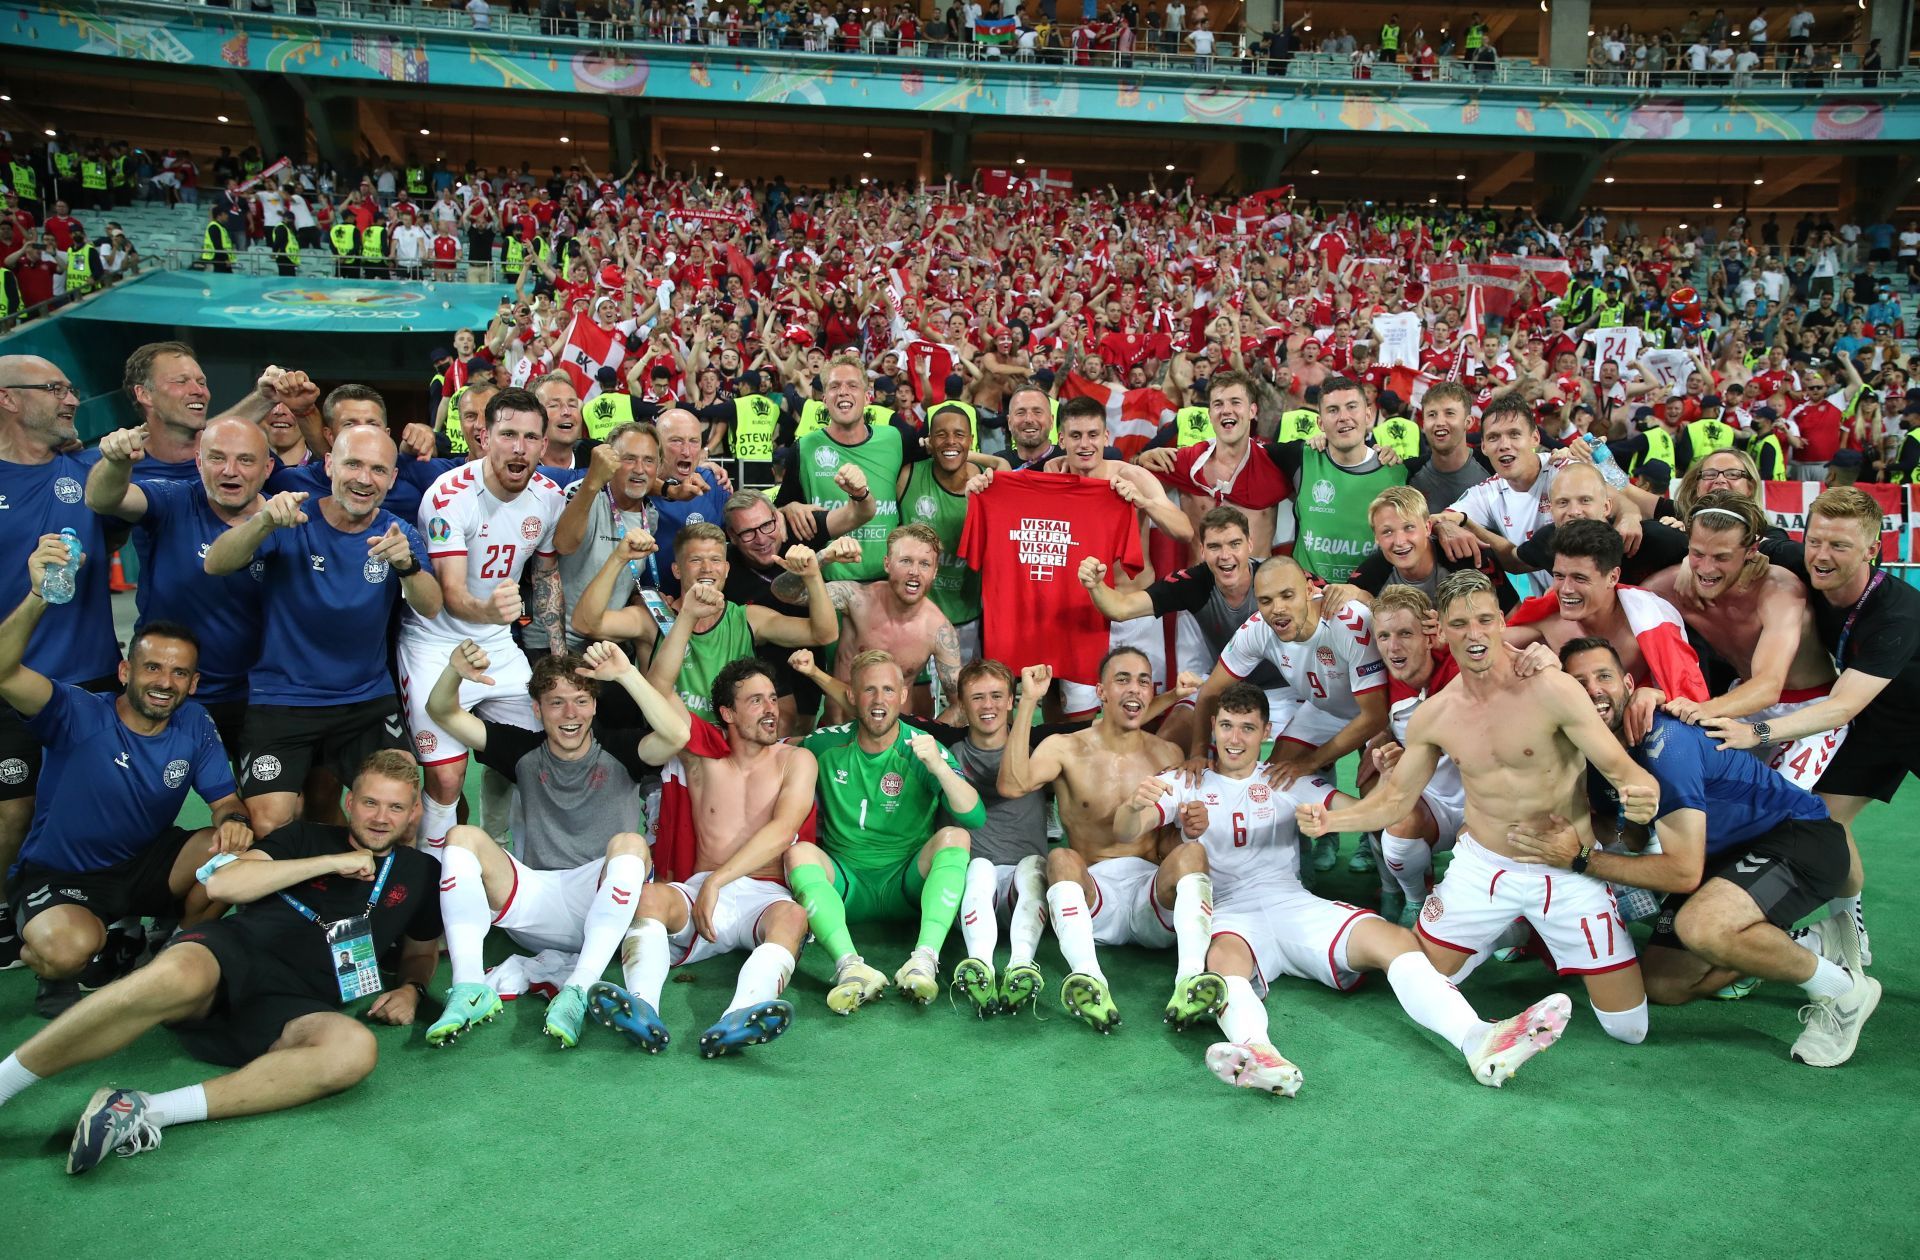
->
[1518, 517, 1689, 585]
[1349, 546, 1518, 610]
[226, 822, 443, 1003]
[1774, 545, 1920, 727]
[723, 509, 833, 610]
[1008, 443, 1125, 471]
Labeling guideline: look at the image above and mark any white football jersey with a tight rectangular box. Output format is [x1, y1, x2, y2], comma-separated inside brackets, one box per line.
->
[1219, 599, 1385, 723]
[1153, 769, 1339, 903]
[407, 462, 567, 645]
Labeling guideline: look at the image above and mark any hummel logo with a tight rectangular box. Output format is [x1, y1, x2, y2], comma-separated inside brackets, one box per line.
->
[310, 555, 326, 572]
[1734, 855, 1770, 874]
[384, 716, 405, 739]
[610, 886, 633, 906]
[114, 752, 130, 770]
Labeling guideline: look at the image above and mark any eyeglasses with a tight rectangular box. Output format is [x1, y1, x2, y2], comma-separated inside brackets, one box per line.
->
[1696, 468, 1753, 484]
[0, 381, 77, 397]
[734, 518, 779, 543]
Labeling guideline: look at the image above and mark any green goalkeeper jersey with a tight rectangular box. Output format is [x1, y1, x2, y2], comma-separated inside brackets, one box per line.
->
[802, 722, 985, 867]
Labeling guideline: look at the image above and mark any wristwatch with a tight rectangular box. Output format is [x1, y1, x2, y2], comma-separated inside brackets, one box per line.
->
[1570, 842, 1593, 875]
[1752, 720, 1773, 747]
[390, 554, 421, 578]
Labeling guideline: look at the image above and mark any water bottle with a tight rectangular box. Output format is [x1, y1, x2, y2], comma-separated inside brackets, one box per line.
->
[1589, 440, 1631, 490]
[40, 529, 81, 606]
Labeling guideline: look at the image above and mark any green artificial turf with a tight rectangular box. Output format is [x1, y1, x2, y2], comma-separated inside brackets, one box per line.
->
[2, 768, 1915, 1259]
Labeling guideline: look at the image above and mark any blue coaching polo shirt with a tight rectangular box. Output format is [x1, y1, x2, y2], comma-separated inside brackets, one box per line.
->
[246, 508, 432, 708]
[15, 684, 236, 875]
[0, 449, 121, 683]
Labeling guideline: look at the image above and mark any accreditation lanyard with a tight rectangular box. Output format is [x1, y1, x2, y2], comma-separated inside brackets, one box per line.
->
[280, 852, 394, 1002]
[1834, 569, 1885, 670]
[607, 490, 660, 587]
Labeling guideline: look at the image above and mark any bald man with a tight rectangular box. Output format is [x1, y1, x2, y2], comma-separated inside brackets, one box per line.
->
[0, 354, 125, 968]
[85, 416, 275, 759]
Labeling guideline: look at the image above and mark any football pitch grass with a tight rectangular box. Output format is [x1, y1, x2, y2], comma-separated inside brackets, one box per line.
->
[3, 765, 1917, 1259]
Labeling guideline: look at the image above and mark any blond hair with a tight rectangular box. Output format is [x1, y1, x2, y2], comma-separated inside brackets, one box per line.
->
[1368, 485, 1429, 528]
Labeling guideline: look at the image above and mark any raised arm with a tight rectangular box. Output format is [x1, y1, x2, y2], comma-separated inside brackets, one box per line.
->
[0, 541, 65, 719]
[741, 545, 836, 648]
[83, 423, 152, 522]
[205, 490, 306, 575]
[577, 640, 690, 765]
[526, 552, 565, 657]
[424, 639, 494, 754]
[1076, 556, 1157, 621]
[572, 530, 659, 644]
[998, 664, 1064, 798]
[1300, 703, 1445, 836]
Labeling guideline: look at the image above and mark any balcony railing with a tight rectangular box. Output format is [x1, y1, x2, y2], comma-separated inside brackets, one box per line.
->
[87, 0, 1920, 93]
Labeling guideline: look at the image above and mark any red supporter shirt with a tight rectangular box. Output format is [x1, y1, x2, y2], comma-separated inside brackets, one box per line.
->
[1790, 400, 1844, 463]
[958, 470, 1145, 686]
[9, 257, 56, 308]
[1151, 438, 1293, 512]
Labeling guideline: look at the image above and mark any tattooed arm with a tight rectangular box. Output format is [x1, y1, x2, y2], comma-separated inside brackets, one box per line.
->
[930, 615, 964, 726]
[528, 552, 566, 655]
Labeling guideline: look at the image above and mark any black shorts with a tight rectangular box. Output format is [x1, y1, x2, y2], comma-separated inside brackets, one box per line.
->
[0, 674, 120, 802]
[1649, 817, 1851, 949]
[238, 696, 409, 800]
[1814, 714, 1920, 803]
[9, 826, 200, 931]
[202, 698, 248, 771]
[163, 921, 335, 1067]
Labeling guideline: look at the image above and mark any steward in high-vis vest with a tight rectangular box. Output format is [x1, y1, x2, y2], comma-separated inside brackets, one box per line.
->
[731, 391, 781, 463]
[1370, 414, 1422, 460]
[329, 220, 361, 277]
[63, 238, 99, 297]
[359, 222, 390, 280]
[201, 215, 234, 274]
[9, 158, 39, 211]
[1174, 405, 1213, 447]
[269, 221, 301, 277]
[582, 389, 634, 441]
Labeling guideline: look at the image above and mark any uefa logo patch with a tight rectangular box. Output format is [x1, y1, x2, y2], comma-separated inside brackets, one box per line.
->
[427, 517, 452, 544]
[813, 446, 839, 470]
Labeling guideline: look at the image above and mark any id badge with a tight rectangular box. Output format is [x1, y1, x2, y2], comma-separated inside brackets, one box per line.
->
[326, 915, 384, 1002]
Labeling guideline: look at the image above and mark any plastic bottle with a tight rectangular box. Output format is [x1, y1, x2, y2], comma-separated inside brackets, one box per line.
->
[41, 528, 82, 605]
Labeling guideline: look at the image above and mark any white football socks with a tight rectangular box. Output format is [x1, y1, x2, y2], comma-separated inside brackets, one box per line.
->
[959, 858, 999, 963]
[1007, 855, 1047, 967]
[620, 919, 670, 1009]
[1386, 951, 1489, 1055]
[726, 943, 797, 1014]
[1046, 882, 1105, 984]
[1172, 872, 1214, 982]
[438, 845, 492, 988]
[564, 854, 645, 992]
[1214, 974, 1269, 1045]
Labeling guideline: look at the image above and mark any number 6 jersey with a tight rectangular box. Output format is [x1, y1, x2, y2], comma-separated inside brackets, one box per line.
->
[1151, 768, 1340, 902]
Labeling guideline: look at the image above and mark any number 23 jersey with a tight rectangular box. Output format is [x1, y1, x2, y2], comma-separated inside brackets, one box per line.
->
[407, 462, 567, 646]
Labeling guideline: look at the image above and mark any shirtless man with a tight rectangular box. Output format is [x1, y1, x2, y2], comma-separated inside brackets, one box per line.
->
[970, 328, 1031, 419]
[600, 658, 816, 1058]
[998, 652, 1188, 1034]
[1019, 396, 1193, 716]
[1299, 570, 1661, 1048]
[1153, 684, 1583, 1094]
[1640, 492, 1846, 791]
[826, 524, 963, 723]
[1502, 518, 1708, 735]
